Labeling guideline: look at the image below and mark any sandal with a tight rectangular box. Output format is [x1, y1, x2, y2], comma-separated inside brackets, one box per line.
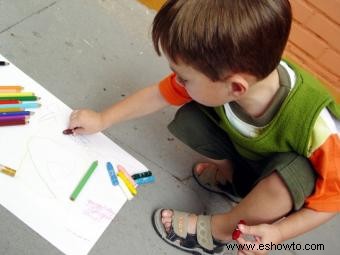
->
[192, 163, 241, 203]
[152, 208, 227, 255]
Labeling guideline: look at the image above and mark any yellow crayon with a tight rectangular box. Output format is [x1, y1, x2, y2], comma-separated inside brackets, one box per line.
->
[0, 108, 23, 112]
[118, 164, 137, 187]
[0, 92, 34, 97]
[0, 164, 16, 177]
[117, 171, 137, 196]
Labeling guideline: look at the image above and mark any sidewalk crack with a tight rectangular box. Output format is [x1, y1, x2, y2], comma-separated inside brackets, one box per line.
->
[0, 1, 58, 34]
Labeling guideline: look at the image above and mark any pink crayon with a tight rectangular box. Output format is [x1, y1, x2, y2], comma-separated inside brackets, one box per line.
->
[117, 165, 137, 187]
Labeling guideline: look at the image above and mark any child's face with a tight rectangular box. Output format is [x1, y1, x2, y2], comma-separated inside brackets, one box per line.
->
[167, 57, 237, 107]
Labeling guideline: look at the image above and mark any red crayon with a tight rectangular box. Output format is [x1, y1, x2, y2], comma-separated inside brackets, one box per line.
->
[232, 220, 246, 240]
[0, 119, 28, 126]
[0, 100, 20, 104]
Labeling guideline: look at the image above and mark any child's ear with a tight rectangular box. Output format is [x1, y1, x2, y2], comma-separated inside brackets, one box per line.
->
[227, 74, 249, 97]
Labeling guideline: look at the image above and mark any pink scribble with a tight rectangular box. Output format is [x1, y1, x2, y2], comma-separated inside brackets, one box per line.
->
[83, 200, 115, 221]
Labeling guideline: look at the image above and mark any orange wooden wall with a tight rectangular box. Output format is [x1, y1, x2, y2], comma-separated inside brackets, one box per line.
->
[286, 0, 340, 101]
[138, 0, 164, 10]
[139, 0, 340, 101]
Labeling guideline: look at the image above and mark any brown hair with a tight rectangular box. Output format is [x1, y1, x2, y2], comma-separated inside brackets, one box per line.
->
[152, 0, 292, 81]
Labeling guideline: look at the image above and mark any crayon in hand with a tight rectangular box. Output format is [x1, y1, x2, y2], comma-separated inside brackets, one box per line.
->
[63, 129, 74, 135]
[232, 220, 246, 240]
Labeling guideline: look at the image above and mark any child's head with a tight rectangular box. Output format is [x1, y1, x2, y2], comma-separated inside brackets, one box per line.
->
[152, 0, 292, 82]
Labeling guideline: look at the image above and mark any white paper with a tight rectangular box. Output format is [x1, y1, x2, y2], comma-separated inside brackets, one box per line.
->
[0, 55, 147, 255]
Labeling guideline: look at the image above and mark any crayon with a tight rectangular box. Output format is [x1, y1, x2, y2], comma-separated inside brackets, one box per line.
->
[0, 164, 16, 177]
[131, 171, 152, 180]
[0, 100, 20, 104]
[0, 108, 24, 113]
[63, 128, 74, 135]
[117, 171, 137, 196]
[0, 96, 39, 101]
[70, 160, 98, 201]
[0, 86, 23, 93]
[0, 119, 28, 126]
[0, 92, 34, 97]
[232, 220, 246, 240]
[117, 165, 137, 187]
[0, 103, 41, 109]
[0, 115, 27, 122]
[0, 111, 33, 117]
[106, 162, 119, 186]
[135, 175, 155, 185]
[0, 61, 9, 66]
[106, 163, 133, 200]
[117, 175, 133, 200]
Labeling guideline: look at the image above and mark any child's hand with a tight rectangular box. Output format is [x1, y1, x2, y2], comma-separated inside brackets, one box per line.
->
[68, 109, 105, 135]
[236, 223, 283, 255]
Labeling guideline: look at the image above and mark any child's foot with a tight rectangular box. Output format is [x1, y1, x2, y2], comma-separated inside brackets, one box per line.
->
[192, 162, 241, 203]
[161, 209, 198, 235]
[153, 208, 227, 255]
[193, 162, 230, 185]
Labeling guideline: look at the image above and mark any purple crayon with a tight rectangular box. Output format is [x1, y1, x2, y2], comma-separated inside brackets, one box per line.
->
[0, 115, 27, 122]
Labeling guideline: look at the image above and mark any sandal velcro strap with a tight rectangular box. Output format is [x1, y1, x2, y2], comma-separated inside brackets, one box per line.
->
[196, 215, 214, 251]
[172, 211, 189, 239]
[171, 210, 214, 251]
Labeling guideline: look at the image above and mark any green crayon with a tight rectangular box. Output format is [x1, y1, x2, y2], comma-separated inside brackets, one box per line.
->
[70, 160, 98, 201]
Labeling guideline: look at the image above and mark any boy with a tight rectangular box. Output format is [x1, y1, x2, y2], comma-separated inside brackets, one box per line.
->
[68, 0, 340, 254]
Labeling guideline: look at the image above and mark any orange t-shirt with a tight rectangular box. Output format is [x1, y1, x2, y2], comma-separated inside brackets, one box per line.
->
[305, 133, 340, 212]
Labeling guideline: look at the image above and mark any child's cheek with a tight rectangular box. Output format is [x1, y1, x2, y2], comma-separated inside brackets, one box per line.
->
[186, 85, 202, 99]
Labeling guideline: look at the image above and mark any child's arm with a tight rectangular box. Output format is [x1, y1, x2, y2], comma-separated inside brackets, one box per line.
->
[236, 209, 336, 254]
[276, 208, 336, 240]
[68, 83, 170, 134]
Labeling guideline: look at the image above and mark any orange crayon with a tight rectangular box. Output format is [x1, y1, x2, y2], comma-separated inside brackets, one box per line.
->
[0, 86, 24, 93]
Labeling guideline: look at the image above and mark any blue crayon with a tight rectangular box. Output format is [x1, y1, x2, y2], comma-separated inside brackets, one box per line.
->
[0, 103, 41, 109]
[106, 162, 119, 186]
[135, 175, 155, 185]
[0, 111, 33, 117]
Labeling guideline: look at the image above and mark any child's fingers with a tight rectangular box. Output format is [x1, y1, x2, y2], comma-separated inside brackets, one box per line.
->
[68, 111, 83, 130]
[239, 224, 265, 237]
[67, 109, 101, 135]
[70, 110, 80, 120]
[69, 119, 81, 130]
[72, 127, 86, 135]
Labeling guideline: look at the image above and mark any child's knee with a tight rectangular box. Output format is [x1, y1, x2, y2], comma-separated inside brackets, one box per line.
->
[263, 152, 317, 210]
[260, 172, 292, 199]
[167, 102, 233, 159]
[168, 102, 200, 138]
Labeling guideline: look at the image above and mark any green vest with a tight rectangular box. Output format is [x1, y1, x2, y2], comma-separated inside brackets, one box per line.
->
[205, 61, 340, 160]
